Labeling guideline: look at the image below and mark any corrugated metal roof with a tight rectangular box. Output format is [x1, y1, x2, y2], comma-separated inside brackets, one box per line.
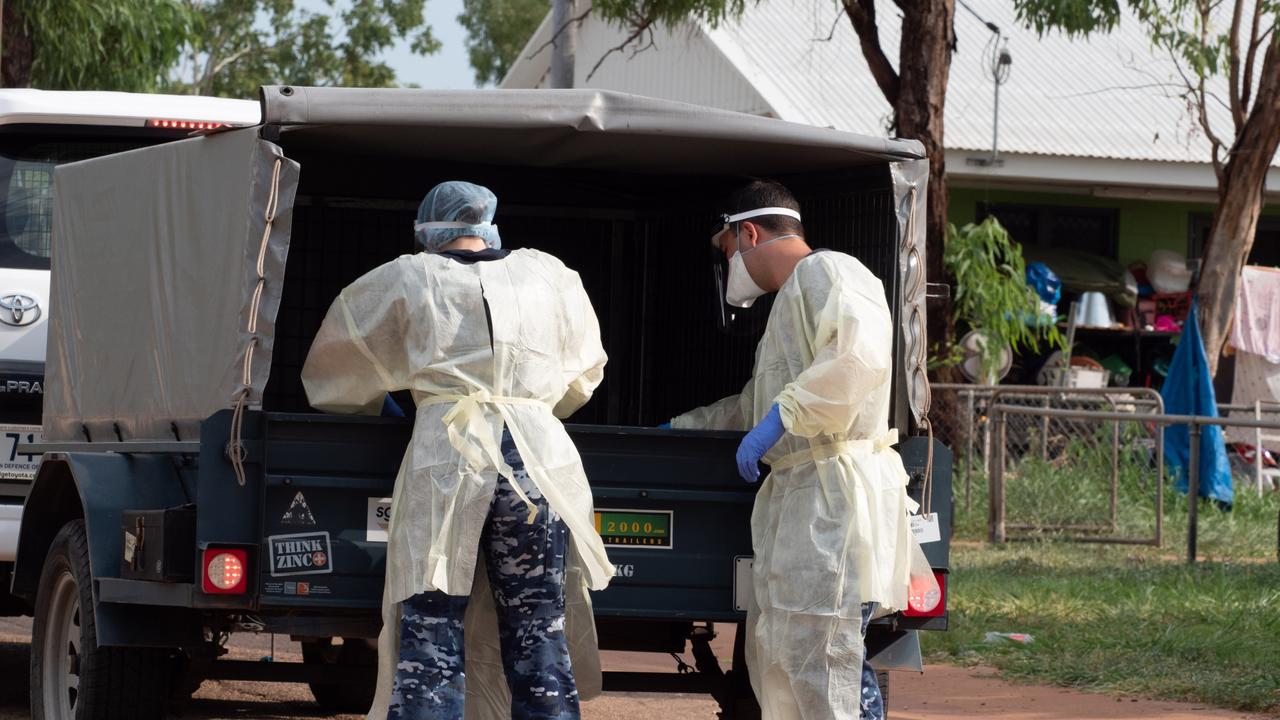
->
[701, 0, 1247, 164]
[506, 0, 1269, 167]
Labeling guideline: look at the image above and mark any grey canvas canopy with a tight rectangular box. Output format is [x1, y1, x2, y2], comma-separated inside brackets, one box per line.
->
[45, 88, 930, 443]
[46, 128, 297, 443]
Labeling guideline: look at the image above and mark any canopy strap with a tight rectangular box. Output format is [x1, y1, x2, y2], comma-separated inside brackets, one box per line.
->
[226, 157, 283, 488]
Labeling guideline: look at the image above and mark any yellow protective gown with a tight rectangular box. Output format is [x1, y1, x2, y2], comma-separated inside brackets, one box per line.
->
[672, 251, 936, 720]
[300, 248, 612, 720]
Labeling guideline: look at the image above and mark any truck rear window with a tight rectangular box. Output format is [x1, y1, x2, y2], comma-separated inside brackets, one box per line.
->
[0, 141, 142, 270]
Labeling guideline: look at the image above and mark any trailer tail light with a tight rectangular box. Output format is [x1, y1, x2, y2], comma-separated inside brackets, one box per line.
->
[147, 119, 226, 130]
[202, 548, 248, 594]
[903, 571, 946, 617]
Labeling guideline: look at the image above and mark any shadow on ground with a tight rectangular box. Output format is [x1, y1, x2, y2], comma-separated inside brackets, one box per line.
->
[0, 642, 28, 709]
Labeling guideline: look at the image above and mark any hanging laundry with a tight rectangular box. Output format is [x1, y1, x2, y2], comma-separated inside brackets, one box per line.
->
[1226, 351, 1280, 445]
[1162, 301, 1234, 507]
[1230, 266, 1280, 361]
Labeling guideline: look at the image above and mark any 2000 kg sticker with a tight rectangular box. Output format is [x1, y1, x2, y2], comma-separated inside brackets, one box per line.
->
[267, 531, 334, 577]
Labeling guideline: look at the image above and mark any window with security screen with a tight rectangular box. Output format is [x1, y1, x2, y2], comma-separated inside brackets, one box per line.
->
[7, 160, 55, 261]
[0, 141, 142, 270]
[977, 202, 1119, 259]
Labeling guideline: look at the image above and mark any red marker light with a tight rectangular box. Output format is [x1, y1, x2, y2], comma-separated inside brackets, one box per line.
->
[148, 119, 225, 130]
[202, 548, 248, 594]
[903, 571, 946, 617]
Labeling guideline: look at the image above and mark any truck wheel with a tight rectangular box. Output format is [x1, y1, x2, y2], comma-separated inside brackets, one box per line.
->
[30, 520, 172, 720]
[875, 670, 890, 718]
[302, 637, 377, 713]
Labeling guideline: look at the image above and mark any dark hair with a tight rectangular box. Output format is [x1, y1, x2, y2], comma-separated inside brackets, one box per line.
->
[725, 179, 804, 236]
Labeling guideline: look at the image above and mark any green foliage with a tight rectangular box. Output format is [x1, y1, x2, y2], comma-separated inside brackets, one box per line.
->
[13, 0, 194, 91]
[591, 0, 750, 27]
[458, 0, 548, 86]
[171, 0, 440, 98]
[1015, 0, 1280, 84]
[1013, 0, 1121, 38]
[944, 218, 1065, 381]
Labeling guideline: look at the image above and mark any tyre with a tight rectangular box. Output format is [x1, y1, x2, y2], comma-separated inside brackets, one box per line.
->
[302, 637, 377, 713]
[30, 520, 172, 720]
[876, 670, 890, 718]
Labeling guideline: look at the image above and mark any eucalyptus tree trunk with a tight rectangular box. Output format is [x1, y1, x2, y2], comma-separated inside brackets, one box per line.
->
[1199, 40, 1280, 375]
[843, 0, 958, 434]
[1, 0, 33, 88]
[896, 0, 956, 355]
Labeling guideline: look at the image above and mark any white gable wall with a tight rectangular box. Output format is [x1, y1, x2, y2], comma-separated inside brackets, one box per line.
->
[506, 12, 773, 118]
[576, 16, 774, 116]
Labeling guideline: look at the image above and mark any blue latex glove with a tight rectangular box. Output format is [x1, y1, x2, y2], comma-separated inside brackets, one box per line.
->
[381, 394, 406, 418]
[657, 422, 672, 429]
[736, 404, 785, 483]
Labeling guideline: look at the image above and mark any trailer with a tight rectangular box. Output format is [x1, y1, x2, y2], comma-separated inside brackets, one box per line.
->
[12, 87, 948, 719]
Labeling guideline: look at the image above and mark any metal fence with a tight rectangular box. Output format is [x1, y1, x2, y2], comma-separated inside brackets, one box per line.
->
[933, 383, 1280, 562]
[932, 384, 1162, 515]
[986, 389, 1165, 547]
[932, 385, 1166, 546]
[1220, 400, 1280, 496]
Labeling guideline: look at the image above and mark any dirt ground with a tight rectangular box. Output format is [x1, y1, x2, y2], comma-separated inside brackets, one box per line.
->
[1, 616, 1270, 719]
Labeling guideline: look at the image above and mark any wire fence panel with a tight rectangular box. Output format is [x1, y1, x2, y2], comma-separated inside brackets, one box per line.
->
[989, 389, 1164, 546]
[933, 385, 1164, 545]
[930, 384, 998, 515]
[934, 384, 1280, 560]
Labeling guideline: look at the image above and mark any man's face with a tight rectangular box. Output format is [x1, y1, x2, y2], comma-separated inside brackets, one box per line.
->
[717, 226, 737, 259]
[716, 221, 759, 260]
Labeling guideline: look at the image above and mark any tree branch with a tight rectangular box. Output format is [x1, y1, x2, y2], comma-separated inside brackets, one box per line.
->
[1241, 5, 1267, 114]
[841, 0, 900, 106]
[210, 44, 254, 78]
[815, 11, 844, 42]
[527, 7, 592, 59]
[1170, 46, 1227, 181]
[1228, 0, 1245, 130]
[584, 17, 654, 82]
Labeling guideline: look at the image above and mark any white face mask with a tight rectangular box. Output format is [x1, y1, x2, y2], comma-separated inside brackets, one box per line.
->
[725, 248, 766, 308]
[725, 232, 801, 308]
[711, 207, 804, 309]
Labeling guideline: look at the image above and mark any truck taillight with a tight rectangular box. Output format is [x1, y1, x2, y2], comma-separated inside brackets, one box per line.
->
[903, 571, 946, 617]
[202, 548, 248, 594]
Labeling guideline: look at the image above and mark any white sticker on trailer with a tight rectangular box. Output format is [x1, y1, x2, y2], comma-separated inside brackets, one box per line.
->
[367, 497, 392, 542]
[910, 512, 941, 544]
[733, 556, 753, 613]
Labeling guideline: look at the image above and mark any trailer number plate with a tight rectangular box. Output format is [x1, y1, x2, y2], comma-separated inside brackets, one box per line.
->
[593, 509, 672, 549]
[0, 425, 40, 480]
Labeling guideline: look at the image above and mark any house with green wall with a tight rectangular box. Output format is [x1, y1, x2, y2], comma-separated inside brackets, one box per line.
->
[503, 0, 1280, 389]
[503, 0, 1280, 272]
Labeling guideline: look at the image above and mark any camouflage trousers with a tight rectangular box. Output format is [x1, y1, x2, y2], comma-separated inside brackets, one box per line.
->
[859, 602, 885, 720]
[389, 429, 577, 719]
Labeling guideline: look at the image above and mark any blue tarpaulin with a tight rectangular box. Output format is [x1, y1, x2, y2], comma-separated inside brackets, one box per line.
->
[1160, 302, 1233, 506]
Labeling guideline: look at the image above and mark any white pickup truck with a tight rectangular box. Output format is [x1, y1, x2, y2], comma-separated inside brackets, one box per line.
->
[0, 89, 258, 614]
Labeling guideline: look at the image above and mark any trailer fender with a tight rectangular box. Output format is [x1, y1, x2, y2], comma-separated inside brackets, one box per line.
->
[12, 452, 199, 646]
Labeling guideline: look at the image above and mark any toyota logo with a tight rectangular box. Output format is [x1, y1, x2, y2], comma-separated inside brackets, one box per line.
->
[0, 294, 40, 327]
